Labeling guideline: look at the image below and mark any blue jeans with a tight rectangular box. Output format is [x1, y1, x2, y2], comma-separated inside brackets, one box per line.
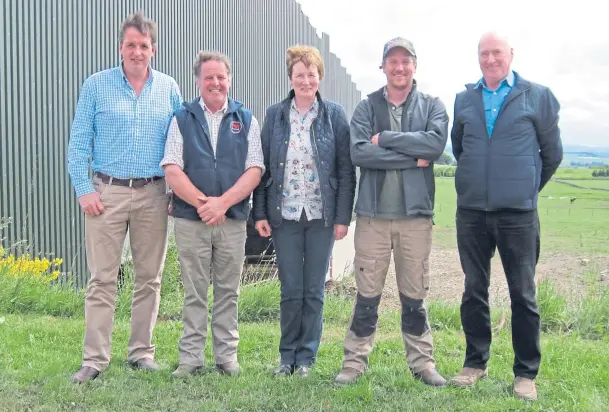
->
[271, 214, 335, 367]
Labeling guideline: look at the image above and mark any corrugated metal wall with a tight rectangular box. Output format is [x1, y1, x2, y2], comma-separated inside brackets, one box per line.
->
[0, 0, 361, 287]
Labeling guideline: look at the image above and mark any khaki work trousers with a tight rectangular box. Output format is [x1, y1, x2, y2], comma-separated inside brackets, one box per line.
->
[174, 217, 247, 367]
[342, 216, 436, 374]
[82, 175, 169, 371]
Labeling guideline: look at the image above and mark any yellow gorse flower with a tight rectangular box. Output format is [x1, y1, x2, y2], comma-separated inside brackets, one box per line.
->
[0, 250, 63, 283]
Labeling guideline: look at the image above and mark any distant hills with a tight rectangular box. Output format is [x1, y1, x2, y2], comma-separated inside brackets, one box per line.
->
[562, 144, 609, 157]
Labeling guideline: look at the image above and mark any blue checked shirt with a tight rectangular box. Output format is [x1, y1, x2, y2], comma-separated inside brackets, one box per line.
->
[474, 70, 515, 137]
[68, 64, 182, 197]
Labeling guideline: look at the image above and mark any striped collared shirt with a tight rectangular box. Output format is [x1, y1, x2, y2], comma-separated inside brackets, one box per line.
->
[67, 63, 182, 197]
[160, 98, 265, 172]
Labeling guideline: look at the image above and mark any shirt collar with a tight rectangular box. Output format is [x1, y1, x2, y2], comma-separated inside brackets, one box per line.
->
[290, 97, 319, 113]
[119, 60, 154, 85]
[382, 86, 410, 107]
[475, 70, 515, 90]
[200, 97, 228, 114]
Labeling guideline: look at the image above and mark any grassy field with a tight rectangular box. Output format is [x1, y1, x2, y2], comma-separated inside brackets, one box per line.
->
[431, 176, 609, 254]
[560, 179, 609, 190]
[553, 168, 600, 180]
[1, 261, 608, 411]
[1, 307, 608, 411]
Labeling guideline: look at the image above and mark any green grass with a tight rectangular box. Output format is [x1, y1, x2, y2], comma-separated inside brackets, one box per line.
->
[1, 312, 608, 411]
[431, 176, 609, 254]
[1, 269, 608, 411]
[561, 179, 609, 189]
[554, 167, 601, 180]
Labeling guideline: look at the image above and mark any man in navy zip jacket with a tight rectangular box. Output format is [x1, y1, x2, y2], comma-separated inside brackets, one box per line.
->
[449, 32, 563, 401]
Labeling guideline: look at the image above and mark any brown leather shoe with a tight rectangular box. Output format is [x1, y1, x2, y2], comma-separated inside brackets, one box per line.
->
[334, 367, 363, 385]
[414, 368, 447, 387]
[128, 358, 159, 371]
[450, 367, 488, 388]
[513, 377, 538, 401]
[71, 366, 100, 383]
[216, 361, 241, 376]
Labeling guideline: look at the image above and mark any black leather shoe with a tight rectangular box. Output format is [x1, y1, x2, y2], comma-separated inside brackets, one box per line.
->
[295, 365, 310, 377]
[272, 364, 294, 377]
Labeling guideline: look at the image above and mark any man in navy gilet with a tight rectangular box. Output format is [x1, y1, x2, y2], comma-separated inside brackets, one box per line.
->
[161, 51, 264, 378]
[449, 32, 563, 401]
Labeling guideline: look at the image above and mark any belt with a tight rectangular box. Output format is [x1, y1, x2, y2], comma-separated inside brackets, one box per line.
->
[94, 172, 163, 188]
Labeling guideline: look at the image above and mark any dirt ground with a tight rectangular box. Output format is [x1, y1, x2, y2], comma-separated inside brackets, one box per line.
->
[327, 245, 609, 310]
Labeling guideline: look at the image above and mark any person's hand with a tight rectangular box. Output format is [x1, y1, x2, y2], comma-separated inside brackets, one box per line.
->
[167, 192, 174, 216]
[79, 192, 104, 216]
[417, 159, 430, 167]
[371, 133, 380, 145]
[334, 224, 348, 241]
[255, 220, 272, 237]
[197, 195, 228, 226]
[214, 215, 227, 226]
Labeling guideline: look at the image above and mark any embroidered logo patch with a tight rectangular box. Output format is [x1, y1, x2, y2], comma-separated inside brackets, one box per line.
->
[231, 121, 242, 134]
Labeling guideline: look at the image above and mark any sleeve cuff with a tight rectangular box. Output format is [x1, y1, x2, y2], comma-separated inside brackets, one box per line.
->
[74, 181, 95, 198]
[246, 163, 266, 174]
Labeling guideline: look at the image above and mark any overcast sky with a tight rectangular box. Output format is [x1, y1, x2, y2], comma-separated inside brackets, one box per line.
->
[296, 0, 608, 147]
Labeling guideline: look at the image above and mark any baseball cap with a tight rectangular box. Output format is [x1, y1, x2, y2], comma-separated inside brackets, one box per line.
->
[380, 37, 417, 68]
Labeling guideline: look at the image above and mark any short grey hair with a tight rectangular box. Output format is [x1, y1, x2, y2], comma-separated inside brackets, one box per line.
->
[119, 11, 157, 44]
[193, 51, 232, 77]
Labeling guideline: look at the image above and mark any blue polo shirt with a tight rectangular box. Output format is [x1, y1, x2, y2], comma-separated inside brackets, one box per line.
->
[474, 70, 515, 137]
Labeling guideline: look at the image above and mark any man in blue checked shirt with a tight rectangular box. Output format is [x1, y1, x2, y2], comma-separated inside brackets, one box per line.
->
[67, 11, 182, 383]
[449, 32, 563, 400]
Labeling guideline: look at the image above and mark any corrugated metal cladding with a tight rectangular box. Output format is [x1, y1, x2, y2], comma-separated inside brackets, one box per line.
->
[0, 0, 362, 287]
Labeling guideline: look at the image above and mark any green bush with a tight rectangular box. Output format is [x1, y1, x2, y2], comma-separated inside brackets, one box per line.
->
[434, 165, 456, 177]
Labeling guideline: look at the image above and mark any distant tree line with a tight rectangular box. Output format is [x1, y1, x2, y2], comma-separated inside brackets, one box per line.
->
[592, 168, 609, 177]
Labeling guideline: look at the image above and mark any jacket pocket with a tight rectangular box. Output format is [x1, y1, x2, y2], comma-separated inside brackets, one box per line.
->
[402, 169, 432, 214]
[265, 177, 274, 187]
[488, 156, 536, 209]
[353, 256, 380, 296]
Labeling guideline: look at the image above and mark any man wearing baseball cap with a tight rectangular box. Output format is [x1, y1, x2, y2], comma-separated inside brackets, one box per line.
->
[335, 37, 449, 386]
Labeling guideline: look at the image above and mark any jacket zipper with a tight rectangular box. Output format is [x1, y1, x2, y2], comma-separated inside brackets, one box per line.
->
[310, 120, 327, 225]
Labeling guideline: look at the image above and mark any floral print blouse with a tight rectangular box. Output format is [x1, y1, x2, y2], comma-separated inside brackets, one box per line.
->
[281, 99, 323, 221]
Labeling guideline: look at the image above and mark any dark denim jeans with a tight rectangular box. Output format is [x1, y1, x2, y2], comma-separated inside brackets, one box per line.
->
[271, 214, 335, 367]
[456, 207, 541, 379]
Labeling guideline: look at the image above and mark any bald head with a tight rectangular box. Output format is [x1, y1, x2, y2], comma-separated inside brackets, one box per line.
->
[478, 31, 511, 52]
[477, 31, 514, 89]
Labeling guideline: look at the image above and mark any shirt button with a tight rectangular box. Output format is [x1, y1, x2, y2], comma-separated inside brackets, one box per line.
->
[284, 141, 288, 144]
[280, 162, 284, 166]
[277, 206, 280, 210]
[493, 109, 497, 112]
[493, 92, 497, 95]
